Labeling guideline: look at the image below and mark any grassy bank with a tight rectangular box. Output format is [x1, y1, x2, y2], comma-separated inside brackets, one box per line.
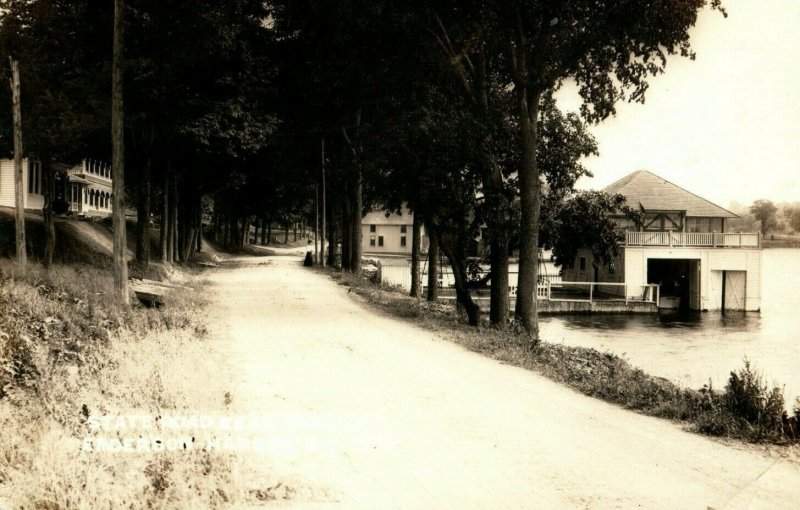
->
[0, 260, 246, 508]
[334, 270, 800, 446]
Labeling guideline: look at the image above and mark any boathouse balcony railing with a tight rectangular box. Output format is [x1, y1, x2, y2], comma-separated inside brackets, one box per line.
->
[625, 231, 760, 248]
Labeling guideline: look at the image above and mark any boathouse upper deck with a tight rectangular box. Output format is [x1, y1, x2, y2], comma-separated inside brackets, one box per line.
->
[606, 170, 760, 250]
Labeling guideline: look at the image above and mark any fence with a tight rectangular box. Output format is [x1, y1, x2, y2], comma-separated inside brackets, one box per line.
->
[542, 281, 660, 305]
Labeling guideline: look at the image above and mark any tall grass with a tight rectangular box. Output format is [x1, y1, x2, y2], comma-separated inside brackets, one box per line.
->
[0, 259, 245, 507]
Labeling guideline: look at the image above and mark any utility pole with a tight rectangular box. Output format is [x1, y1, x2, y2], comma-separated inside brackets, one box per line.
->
[9, 57, 25, 266]
[314, 184, 319, 265]
[321, 138, 326, 268]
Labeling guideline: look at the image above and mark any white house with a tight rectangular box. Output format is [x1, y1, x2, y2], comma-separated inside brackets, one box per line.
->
[562, 170, 761, 312]
[362, 205, 427, 256]
[0, 158, 113, 217]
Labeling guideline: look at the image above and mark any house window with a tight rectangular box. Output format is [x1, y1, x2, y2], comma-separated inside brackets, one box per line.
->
[28, 161, 42, 195]
[579, 256, 587, 271]
[378, 236, 384, 247]
[608, 260, 616, 275]
[400, 225, 407, 233]
[369, 225, 376, 233]
[400, 236, 407, 247]
[370, 236, 376, 247]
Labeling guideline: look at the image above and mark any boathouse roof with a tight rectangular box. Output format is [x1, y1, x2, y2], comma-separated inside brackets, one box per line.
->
[604, 170, 737, 218]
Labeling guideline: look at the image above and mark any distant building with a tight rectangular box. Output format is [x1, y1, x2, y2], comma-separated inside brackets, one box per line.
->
[362, 205, 426, 256]
[0, 158, 113, 217]
[562, 170, 761, 311]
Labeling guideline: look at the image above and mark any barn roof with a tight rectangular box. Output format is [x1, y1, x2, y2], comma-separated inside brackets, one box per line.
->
[604, 170, 737, 218]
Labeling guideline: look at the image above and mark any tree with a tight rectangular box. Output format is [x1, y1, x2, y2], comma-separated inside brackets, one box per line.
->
[111, 0, 128, 303]
[541, 191, 640, 271]
[9, 57, 24, 265]
[0, 0, 112, 267]
[785, 206, 800, 233]
[427, 0, 724, 339]
[751, 199, 778, 237]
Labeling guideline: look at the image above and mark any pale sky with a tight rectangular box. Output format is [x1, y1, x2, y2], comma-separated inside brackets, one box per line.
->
[556, 0, 800, 208]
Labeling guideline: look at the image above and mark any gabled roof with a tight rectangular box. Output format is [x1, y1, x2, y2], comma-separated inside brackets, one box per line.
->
[604, 170, 737, 218]
[363, 204, 415, 226]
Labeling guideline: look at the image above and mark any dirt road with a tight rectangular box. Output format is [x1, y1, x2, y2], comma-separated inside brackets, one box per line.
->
[206, 252, 800, 509]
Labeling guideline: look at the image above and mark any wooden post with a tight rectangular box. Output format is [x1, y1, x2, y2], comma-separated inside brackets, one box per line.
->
[9, 57, 25, 265]
[321, 138, 326, 267]
[111, 0, 128, 303]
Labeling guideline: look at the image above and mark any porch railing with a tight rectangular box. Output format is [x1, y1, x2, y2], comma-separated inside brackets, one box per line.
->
[625, 231, 760, 248]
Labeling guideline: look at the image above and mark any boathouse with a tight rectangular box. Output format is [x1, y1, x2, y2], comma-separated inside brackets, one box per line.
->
[562, 170, 761, 312]
[0, 158, 113, 217]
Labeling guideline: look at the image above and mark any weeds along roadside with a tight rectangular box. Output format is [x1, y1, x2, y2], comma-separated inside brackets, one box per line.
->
[0, 259, 243, 508]
[332, 268, 800, 446]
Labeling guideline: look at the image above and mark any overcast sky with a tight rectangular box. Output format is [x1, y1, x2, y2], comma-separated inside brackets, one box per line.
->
[555, 0, 800, 208]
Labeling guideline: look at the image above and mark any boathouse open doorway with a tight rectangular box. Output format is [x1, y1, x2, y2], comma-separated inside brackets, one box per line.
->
[647, 258, 701, 310]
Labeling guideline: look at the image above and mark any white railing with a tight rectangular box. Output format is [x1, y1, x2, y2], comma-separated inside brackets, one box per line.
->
[626, 231, 760, 248]
[545, 281, 660, 306]
[70, 159, 112, 181]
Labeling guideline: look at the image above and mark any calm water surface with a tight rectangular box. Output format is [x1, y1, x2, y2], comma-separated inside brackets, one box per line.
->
[540, 248, 800, 405]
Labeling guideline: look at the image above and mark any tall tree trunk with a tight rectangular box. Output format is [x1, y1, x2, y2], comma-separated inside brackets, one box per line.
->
[170, 174, 178, 262]
[111, 0, 128, 303]
[321, 138, 326, 267]
[42, 159, 56, 268]
[177, 193, 186, 262]
[341, 193, 352, 270]
[160, 168, 168, 261]
[228, 216, 239, 249]
[475, 50, 511, 329]
[9, 58, 25, 265]
[439, 233, 480, 326]
[284, 220, 289, 245]
[426, 221, 439, 302]
[241, 217, 250, 247]
[342, 120, 362, 273]
[514, 89, 542, 340]
[410, 211, 422, 298]
[266, 220, 272, 245]
[136, 156, 151, 267]
[293, 222, 298, 242]
[349, 167, 362, 273]
[489, 232, 510, 326]
[196, 200, 203, 252]
[327, 208, 338, 267]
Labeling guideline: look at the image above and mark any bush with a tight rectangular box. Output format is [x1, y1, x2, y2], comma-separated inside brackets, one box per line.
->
[723, 361, 788, 439]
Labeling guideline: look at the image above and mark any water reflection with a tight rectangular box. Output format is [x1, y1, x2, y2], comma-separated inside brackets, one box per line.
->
[540, 249, 800, 405]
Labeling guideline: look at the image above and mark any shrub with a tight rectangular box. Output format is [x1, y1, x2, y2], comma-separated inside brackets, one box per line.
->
[722, 361, 788, 439]
[388, 298, 421, 318]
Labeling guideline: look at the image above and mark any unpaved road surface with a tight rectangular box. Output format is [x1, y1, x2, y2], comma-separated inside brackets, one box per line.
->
[207, 252, 800, 509]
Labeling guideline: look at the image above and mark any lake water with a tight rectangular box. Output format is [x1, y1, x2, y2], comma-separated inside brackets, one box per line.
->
[540, 248, 800, 407]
